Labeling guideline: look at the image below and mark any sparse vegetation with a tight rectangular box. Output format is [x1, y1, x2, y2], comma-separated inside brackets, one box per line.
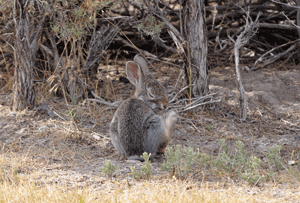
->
[140, 152, 152, 179]
[265, 145, 283, 171]
[129, 152, 152, 179]
[130, 166, 139, 179]
[160, 141, 300, 186]
[65, 107, 78, 121]
[101, 160, 116, 177]
[1, 0, 300, 201]
[161, 145, 199, 178]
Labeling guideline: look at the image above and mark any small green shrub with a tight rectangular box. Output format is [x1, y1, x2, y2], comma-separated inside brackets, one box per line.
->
[65, 108, 77, 121]
[212, 139, 265, 185]
[161, 145, 198, 178]
[266, 145, 282, 171]
[204, 124, 212, 131]
[239, 156, 263, 185]
[213, 139, 233, 171]
[101, 160, 116, 177]
[199, 152, 211, 167]
[130, 166, 139, 179]
[129, 152, 152, 179]
[140, 152, 152, 179]
[133, 14, 166, 36]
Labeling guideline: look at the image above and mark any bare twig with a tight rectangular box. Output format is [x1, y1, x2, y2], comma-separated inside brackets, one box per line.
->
[258, 23, 298, 30]
[252, 39, 300, 71]
[115, 36, 158, 58]
[271, 0, 300, 9]
[87, 99, 120, 107]
[169, 84, 194, 104]
[82, 21, 120, 74]
[178, 99, 221, 113]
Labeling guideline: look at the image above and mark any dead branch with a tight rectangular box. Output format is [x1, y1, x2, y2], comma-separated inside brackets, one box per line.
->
[231, 8, 260, 120]
[271, 0, 300, 9]
[252, 42, 300, 71]
[258, 23, 298, 30]
[178, 98, 221, 113]
[87, 98, 120, 107]
[114, 36, 158, 58]
[82, 21, 120, 74]
[252, 39, 300, 71]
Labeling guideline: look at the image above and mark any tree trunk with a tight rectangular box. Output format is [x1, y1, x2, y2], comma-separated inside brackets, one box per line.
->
[12, 0, 41, 111]
[184, 0, 209, 97]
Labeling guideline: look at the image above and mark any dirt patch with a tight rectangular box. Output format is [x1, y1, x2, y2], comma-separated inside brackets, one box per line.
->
[0, 66, 300, 194]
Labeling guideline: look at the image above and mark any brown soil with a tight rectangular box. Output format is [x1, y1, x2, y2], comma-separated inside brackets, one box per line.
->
[0, 64, 300, 190]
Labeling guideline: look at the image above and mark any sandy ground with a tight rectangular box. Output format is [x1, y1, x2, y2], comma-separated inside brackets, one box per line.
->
[0, 66, 300, 200]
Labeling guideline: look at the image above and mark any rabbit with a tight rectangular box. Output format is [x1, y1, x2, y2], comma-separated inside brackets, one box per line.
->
[110, 54, 177, 161]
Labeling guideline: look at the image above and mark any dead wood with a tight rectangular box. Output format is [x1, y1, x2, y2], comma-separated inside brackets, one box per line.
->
[258, 23, 298, 30]
[12, 0, 43, 111]
[3, 0, 300, 112]
[252, 39, 300, 71]
[82, 19, 122, 74]
[252, 41, 300, 71]
[231, 8, 260, 120]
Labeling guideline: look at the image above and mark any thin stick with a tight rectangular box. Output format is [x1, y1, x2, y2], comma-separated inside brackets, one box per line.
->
[251, 39, 300, 71]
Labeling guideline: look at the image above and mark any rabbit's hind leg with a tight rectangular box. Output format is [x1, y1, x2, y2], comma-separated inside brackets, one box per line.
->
[110, 116, 126, 157]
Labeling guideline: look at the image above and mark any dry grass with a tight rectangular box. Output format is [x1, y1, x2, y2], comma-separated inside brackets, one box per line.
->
[1, 60, 300, 202]
[1, 174, 300, 202]
[1, 151, 300, 203]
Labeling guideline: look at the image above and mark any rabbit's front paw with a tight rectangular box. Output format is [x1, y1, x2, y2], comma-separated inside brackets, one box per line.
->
[166, 111, 177, 128]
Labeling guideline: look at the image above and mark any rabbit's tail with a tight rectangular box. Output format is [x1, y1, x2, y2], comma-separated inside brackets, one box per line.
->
[128, 155, 144, 162]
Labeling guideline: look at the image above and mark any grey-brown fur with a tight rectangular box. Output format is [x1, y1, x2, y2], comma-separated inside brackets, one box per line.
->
[110, 54, 177, 161]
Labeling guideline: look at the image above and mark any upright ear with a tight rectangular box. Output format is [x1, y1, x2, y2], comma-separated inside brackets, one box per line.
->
[134, 54, 150, 75]
[126, 61, 144, 89]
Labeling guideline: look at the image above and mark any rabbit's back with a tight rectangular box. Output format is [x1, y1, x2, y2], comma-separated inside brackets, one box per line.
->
[111, 98, 155, 157]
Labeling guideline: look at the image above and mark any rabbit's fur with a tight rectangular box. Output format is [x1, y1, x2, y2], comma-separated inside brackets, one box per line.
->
[110, 54, 177, 161]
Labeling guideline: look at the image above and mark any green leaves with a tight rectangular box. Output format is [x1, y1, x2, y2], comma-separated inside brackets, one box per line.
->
[133, 14, 166, 36]
[101, 160, 116, 177]
[161, 145, 199, 178]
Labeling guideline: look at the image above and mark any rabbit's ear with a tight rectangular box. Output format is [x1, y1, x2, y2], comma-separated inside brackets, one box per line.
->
[134, 54, 150, 75]
[126, 61, 144, 88]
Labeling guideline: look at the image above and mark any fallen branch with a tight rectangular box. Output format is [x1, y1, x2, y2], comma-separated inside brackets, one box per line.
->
[258, 23, 298, 30]
[251, 39, 300, 71]
[87, 98, 120, 107]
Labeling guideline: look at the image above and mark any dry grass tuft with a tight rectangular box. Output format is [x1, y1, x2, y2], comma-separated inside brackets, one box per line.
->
[1, 152, 300, 203]
[1, 176, 300, 203]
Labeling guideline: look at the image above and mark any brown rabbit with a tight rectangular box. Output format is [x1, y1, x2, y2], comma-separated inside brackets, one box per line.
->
[110, 54, 177, 161]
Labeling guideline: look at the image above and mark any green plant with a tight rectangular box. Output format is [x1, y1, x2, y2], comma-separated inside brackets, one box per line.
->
[212, 140, 265, 185]
[235, 140, 248, 166]
[140, 152, 152, 179]
[133, 14, 166, 38]
[204, 124, 212, 131]
[101, 160, 116, 177]
[65, 107, 77, 121]
[130, 166, 139, 179]
[129, 152, 152, 179]
[213, 139, 233, 171]
[161, 145, 198, 178]
[239, 156, 263, 185]
[265, 145, 282, 171]
[199, 152, 211, 167]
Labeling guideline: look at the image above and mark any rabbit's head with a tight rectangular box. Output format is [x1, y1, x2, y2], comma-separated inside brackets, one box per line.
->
[126, 54, 168, 111]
